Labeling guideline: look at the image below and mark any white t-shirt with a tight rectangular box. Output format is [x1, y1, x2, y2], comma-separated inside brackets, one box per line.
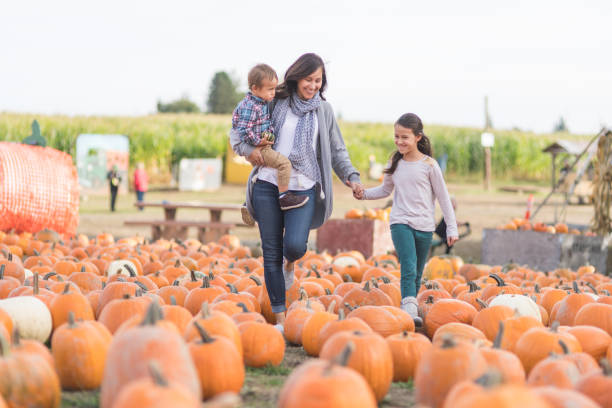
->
[257, 109, 318, 191]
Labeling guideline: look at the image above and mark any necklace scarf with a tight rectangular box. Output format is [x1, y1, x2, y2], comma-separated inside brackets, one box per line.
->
[271, 92, 322, 185]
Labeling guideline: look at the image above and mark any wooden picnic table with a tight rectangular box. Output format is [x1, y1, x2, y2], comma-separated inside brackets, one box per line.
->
[126, 201, 249, 242]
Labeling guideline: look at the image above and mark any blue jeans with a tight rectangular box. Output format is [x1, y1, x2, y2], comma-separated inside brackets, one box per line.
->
[390, 224, 433, 298]
[252, 180, 315, 313]
[136, 191, 145, 210]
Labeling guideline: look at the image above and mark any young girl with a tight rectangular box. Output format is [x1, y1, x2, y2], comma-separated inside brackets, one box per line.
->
[355, 113, 458, 326]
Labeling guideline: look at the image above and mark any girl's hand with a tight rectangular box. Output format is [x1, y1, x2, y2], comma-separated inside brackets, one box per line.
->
[447, 236, 458, 247]
[347, 181, 364, 198]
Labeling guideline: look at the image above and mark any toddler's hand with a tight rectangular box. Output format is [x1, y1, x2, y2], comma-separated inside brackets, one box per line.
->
[447, 236, 458, 247]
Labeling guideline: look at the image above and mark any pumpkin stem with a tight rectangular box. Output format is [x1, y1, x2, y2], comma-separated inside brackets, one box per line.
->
[343, 302, 354, 312]
[476, 298, 488, 309]
[190, 270, 197, 282]
[169, 295, 177, 306]
[534, 283, 541, 293]
[324, 288, 332, 295]
[493, 321, 504, 349]
[62, 283, 71, 294]
[134, 281, 148, 292]
[124, 264, 137, 277]
[474, 370, 503, 388]
[249, 275, 262, 286]
[313, 267, 321, 278]
[334, 341, 354, 367]
[600, 359, 612, 376]
[363, 281, 371, 292]
[237, 302, 249, 313]
[174, 259, 180, 268]
[44, 272, 60, 281]
[12, 327, 21, 346]
[558, 339, 570, 354]
[343, 274, 353, 282]
[0, 331, 11, 357]
[440, 334, 456, 349]
[140, 301, 162, 326]
[193, 321, 215, 344]
[33, 272, 39, 295]
[426, 295, 435, 304]
[370, 278, 379, 288]
[326, 300, 336, 313]
[148, 361, 169, 387]
[0, 264, 4, 279]
[586, 282, 598, 295]
[299, 288, 308, 301]
[226, 283, 238, 294]
[67, 311, 77, 328]
[201, 276, 210, 288]
[380, 276, 391, 284]
[338, 308, 345, 320]
[572, 281, 580, 294]
[550, 321, 560, 333]
[173, 280, 180, 286]
[124, 293, 132, 299]
[200, 302, 211, 318]
[467, 281, 480, 293]
[80, 265, 86, 273]
[489, 274, 506, 287]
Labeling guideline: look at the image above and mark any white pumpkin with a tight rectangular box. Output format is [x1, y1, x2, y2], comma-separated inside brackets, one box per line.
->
[489, 294, 542, 322]
[0, 296, 52, 342]
[332, 255, 361, 268]
[106, 260, 138, 277]
[23, 268, 33, 280]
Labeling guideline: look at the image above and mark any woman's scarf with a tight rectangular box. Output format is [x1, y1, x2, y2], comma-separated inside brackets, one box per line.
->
[271, 92, 322, 185]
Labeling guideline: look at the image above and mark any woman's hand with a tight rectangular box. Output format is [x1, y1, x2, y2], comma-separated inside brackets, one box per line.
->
[347, 181, 364, 200]
[447, 236, 459, 247]
[247, 147, 265, 166]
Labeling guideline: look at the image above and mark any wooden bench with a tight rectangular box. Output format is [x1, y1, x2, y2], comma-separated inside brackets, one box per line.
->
[124, 219, 248, 243]
[126, 201, 252, 243]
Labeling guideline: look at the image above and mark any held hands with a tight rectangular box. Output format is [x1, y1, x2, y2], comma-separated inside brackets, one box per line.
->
[246, 147, 265, 166]
[347, 181, 364, 200]
[447, 236, 459, 247]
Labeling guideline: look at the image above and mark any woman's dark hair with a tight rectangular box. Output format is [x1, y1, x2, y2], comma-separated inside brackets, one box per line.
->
[384, 113, 432, 175]
[275, 53, 327, 100]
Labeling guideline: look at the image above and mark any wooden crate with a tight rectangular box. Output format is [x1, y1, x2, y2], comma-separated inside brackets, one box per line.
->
[316, 218, 394, 259]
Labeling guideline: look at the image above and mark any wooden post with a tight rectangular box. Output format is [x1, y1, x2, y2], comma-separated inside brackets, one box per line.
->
[551, 153, 557, 191]
[484, 146, 491, 191]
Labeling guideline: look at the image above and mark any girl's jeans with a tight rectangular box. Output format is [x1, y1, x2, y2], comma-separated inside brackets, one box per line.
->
[252, 180, 315, 313]
[390, 223, 433, 298]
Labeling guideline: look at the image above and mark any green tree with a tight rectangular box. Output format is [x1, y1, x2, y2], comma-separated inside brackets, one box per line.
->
[206, 71, 243, 114]
[553, 116, 568, 132]
[157, 97, 200, 113]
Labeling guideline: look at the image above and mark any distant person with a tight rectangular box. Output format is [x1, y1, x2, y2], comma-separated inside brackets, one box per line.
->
[107, 165, 122, 212]
[133, 162, 148, 210]
[232, 63, 309, 228]
[354, 113, 457, 327]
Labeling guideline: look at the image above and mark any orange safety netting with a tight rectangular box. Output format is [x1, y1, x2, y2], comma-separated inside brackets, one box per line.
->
[0, 142, 79, 237]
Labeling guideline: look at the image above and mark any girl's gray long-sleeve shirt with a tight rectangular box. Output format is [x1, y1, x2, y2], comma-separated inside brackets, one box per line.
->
[364, 156, 458, 237]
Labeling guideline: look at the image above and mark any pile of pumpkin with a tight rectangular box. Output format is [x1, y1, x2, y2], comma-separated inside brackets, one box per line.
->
[0, 229, 612, 407]
[497, 218, 597, 236]
[344, 207, 391, 222]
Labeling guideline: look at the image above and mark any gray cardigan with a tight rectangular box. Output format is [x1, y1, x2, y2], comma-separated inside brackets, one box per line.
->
[229, 100, 361, 229]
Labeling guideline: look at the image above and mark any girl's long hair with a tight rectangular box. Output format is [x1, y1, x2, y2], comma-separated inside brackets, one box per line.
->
[384, 113, 432, 175]
[275, 53, 327, 101]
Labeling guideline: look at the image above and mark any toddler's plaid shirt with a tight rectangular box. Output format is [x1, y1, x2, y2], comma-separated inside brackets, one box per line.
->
[232, 93, 273, 146]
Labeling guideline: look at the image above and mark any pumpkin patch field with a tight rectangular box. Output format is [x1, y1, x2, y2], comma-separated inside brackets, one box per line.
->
[1, 230, 612, 407]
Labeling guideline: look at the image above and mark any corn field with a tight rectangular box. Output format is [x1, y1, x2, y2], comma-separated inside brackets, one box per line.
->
[0, 113, 591, 182]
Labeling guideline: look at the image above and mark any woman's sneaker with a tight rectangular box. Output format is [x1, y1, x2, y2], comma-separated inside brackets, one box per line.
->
[279, 192, 309, 211]
[241, 204, 255, 226]
[401, 297, 423, 327]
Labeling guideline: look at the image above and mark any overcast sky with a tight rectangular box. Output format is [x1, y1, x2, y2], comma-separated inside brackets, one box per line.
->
[2, 0, 611, 134]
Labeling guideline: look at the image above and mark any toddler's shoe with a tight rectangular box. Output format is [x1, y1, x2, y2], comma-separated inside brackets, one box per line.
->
[241, 204, 255, 226]
[401, 296, 423, 327]
[279, 192, 309, 211]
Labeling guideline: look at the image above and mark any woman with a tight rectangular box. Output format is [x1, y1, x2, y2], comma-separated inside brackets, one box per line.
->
[230, 53, 363, 331]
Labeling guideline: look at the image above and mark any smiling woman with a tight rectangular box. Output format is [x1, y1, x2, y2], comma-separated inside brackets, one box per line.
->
[230, 53, 363, 330]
